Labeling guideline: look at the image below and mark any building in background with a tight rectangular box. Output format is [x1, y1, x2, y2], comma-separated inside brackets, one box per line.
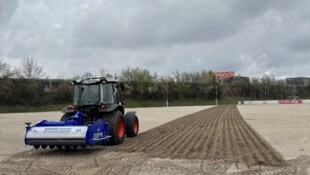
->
[286, 77, 310, 87]
[42, 79, 71, 92]
[285, 77, 310, 100]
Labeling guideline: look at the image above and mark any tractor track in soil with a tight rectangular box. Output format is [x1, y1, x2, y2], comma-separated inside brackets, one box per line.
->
[1, 105, 310, 174]
[120, 106, 285, 163]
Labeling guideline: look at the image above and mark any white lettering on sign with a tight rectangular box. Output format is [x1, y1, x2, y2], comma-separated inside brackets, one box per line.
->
[43, 128, 71, 134]
[216, 71, 235, 79]
[26, 126, 88, 139]
[279, 100, 303, 104]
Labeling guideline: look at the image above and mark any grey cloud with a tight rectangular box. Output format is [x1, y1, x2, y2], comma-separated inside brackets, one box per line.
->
[288, 36, 310, 53]
[1, 0, 310, 78]
[0, 0, 19, 25]
[228, 0, 298, 18]
[0, 0, 19, 56]
[73, 0, 247, 49]
[4, 1, 76, 59]
[73, 0, 304, 50]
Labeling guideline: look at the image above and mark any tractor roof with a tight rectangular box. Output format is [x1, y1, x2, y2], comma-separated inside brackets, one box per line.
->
[72, 76, 118, 85]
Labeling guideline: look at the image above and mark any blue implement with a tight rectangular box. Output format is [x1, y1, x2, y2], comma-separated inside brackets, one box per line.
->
[24, 111, 110, 149]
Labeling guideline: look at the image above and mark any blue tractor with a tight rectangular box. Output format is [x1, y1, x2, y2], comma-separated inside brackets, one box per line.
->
[24, 77, 139, 149]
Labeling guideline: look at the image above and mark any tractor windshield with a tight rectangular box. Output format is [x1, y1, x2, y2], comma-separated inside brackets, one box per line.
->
[101, 83, 115, 104]
[73, 84, 100, 106]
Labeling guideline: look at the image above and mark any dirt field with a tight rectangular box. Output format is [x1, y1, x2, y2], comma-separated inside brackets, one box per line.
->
[238, 104, 310, 160]
[0, 105, 310, 174]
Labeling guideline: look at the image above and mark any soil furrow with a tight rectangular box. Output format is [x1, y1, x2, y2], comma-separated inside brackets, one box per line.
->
[182, 111, 218, 159]
[169, 110, 218, 158]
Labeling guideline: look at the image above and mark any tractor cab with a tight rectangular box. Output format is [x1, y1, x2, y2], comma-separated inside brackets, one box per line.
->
[72, 77, 119, 107]
[62, 77, 125, 115]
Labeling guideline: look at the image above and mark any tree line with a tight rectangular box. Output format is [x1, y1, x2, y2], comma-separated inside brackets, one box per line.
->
[1, 58, 310, 106]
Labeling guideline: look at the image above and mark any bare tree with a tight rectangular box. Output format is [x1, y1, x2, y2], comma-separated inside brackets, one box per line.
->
[99, 68, 113, 78]
[82, 71, 93, 78]
[20, 57, 45, 79]
[99, 68, 106, 77]
[12, 68, 23, 78]
[0, 60, 14, 78]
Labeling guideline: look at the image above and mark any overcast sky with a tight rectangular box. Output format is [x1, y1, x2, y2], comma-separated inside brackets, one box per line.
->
[0, 0, 310, 79]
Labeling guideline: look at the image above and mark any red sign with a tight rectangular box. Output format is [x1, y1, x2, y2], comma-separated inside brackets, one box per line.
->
[279, 100, 303, 104]
[216, 71, 235, 79]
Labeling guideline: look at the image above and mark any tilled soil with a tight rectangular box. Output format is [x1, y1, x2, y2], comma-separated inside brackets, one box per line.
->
[1, 105, 310, 175]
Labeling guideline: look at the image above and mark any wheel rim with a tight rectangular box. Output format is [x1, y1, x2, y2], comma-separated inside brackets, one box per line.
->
[133, 119, 139, 134]
[117, 118, 125, 138]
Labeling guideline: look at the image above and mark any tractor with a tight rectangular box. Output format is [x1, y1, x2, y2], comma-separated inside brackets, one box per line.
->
[24, 77, 139, 149]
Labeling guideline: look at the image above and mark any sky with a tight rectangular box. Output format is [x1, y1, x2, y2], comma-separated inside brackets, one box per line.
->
[0, 0, 310, 79]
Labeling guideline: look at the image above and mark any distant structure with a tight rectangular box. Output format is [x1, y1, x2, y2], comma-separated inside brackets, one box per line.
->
[286, 77, 310, 87]
[216, 71, 235, 83]
[41, 79, 71, 92]
[215, 71, 250, 84]
[216, 71, 235, 79]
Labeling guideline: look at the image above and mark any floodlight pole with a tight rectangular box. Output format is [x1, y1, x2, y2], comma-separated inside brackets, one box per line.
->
[243, 92, 245, 102]
[264, 86, 267, 100]
[215, 86, 218, 106]
[166, 85, 169, 107]
[165, 79, 169, 107]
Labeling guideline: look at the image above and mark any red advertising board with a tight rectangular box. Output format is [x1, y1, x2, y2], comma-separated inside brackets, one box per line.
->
[279, 100, 303, 104]
[216, 71, 235, 79]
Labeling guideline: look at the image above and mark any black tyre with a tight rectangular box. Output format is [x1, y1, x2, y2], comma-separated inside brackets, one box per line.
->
[125, 114, 139, 137]
[105, 111, 125, 145]
[60, 113, 71, 121]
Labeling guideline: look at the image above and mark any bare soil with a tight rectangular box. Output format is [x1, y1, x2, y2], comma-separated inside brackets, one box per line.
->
[0, 105, 310, 174]
[238, 104, 310, 160]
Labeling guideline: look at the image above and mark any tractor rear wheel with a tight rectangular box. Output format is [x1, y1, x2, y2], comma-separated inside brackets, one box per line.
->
[125, 114, 139, 137]
[105, 111, 125, 145]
